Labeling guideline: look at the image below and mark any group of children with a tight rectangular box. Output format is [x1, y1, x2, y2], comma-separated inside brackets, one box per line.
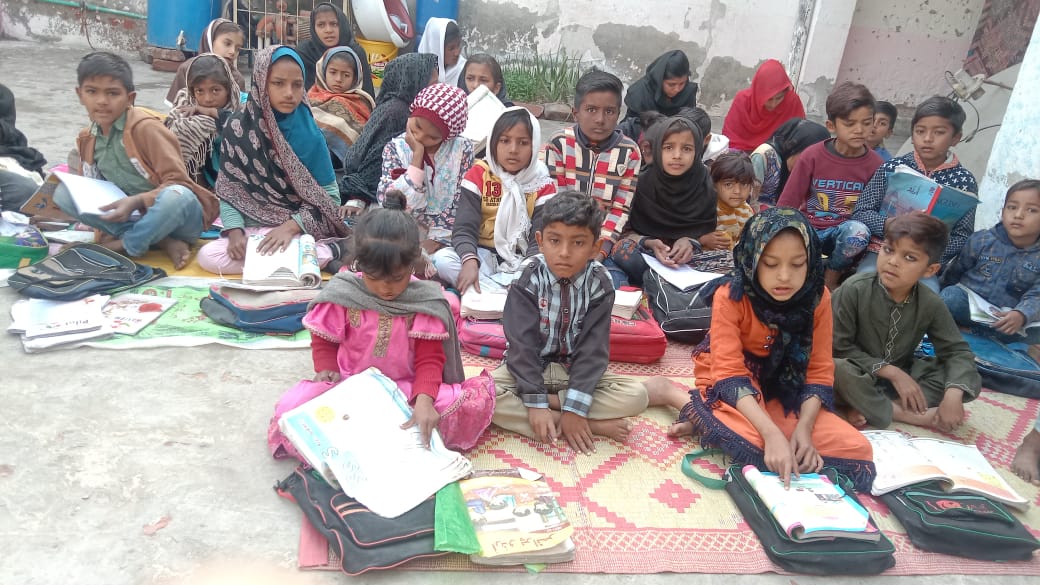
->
[38, 12, 1040, 489]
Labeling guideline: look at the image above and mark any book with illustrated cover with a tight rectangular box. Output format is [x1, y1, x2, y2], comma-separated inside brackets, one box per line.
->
[459, 468, 575, 565]
[863, 430, 1028, 510]
[102, 293, 178, 335]
[242, 233, 321, 289]
[741, 465, 880, 543]
[879, 164, 978, 227]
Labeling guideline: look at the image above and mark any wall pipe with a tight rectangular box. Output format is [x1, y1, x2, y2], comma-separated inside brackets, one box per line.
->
[35, 0, 147, 21]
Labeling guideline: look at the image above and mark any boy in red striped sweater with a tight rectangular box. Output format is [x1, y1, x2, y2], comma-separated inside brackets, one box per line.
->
[542, 70, 641, 287]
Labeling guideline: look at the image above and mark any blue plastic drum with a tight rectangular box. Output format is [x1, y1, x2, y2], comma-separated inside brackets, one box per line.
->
[146, 0, 222, 51]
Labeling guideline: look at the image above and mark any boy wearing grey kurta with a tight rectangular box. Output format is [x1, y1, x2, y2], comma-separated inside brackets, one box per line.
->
[832, 215, 980, 431]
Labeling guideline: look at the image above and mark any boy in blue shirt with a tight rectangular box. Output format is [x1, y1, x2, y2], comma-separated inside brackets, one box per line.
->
[868, 100, 897, 161]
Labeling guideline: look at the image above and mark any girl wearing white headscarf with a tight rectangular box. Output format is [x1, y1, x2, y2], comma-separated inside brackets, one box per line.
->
[451, 106, 557, 293]
[417, 17, 467, 86]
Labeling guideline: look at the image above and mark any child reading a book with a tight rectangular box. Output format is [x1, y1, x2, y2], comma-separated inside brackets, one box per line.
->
[543, 70, 641, 287]
[339, 53, 438, 215]
[451, 107, 556, 293]
[307, 46, 375, 169]
[777, 82, 881, 290]
[377, 83, 473, 284]
[200, 46, 349, 275]
[164, 54, 242, 187]
[853, 96, 978, 289]
[417, 17, 466, 86]
[712, 151, 756, 247]
[491, 191, 688, 454]
[833, 213, 981, 431]
[268, 191, 493, 455]
[666, 207, 876, 491]
[165, 18, 245, 107]
[458, 54, 511, 105]
[58, 52, 218, 270]
[940, 179, 1040, 345]
[608, 116, 723, 287]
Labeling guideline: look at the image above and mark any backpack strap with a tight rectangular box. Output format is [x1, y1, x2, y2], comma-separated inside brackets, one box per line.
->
[680, 448, 727, 490]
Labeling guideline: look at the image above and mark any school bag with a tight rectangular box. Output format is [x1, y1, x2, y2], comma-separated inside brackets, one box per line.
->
[200, 285, 321, 334]
[275, 466, 445, 575]
[962, 332, 1040, 399]
[642, 268, 717, 344]
[7, 243, 165, 300]
[0, 225, 48, 268]
[681, 450, 896, 576]
[880, 482, 1040, 561]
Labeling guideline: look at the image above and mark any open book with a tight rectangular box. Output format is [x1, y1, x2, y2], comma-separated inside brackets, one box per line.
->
[879, 164, 978, 227]
[742, 465, 880, 543]
[460, 468, 575, 565]
[461, 84, 506, 152]
[863, 430, 1029, 509]
[959, 284, 1040, 333]
[642, 254, 723, 290]
[278, 367, 473, 518]
[242, 234, 321, 289]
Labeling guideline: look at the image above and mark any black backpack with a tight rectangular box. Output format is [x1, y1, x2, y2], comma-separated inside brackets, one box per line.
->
[7, 243, 165, 300]
[642, 268, 717, 344]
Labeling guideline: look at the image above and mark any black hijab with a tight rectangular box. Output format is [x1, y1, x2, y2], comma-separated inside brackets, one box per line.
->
[767, 118, 830, 195]
[339, 53, 437, 204]
[624, 50, 698, 117]
[0, 84, 47, 174]
[297, 2, 375, 95]
[628, 116, 716, 241]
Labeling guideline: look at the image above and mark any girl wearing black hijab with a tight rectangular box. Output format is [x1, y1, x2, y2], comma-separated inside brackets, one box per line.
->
[609, 116, 722, 286]
[0, 84, 47, 213]
[296, 2, 375, 95]
[619, 50, 698, 142]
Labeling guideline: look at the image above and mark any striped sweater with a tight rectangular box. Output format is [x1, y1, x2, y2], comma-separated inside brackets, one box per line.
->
[541, 126, 641, 251]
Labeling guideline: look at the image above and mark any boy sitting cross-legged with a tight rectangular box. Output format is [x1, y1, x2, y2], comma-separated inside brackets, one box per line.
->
[832, 213, 980, 432]
[490, 191, 685, 454]
[58, 52, 218, 269]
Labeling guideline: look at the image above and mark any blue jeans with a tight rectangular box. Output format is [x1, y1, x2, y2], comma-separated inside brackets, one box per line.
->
[939, 284, 1040, 344]
[608, 238, 646, 287]
[54, 183, 204, 257]
[856, 251, 939, 292]
[817, 221, 869, 271]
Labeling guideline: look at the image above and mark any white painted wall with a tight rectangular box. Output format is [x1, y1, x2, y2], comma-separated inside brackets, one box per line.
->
[976, 23, 1040, 229]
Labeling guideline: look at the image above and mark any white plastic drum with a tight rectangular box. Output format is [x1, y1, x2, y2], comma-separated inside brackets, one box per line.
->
[353, 0, 414, 48]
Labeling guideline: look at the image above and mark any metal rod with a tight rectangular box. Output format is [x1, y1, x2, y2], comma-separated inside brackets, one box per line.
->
[35, 0, 148, 21]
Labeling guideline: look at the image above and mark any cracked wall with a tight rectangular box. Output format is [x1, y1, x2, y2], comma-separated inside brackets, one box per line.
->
[1, 0, 147, 50]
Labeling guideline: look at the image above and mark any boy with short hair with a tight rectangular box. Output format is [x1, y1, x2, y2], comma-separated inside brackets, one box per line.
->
[940, 179, 1040, 345]
[711, 151, 756, 247]
[777, 81, 882, 290]
[490, 191, 681, 454]
[832, 213, 980, 431]
[869, 100, 897, 161]
[853, 96, 978, 288]
[59, 52, 218, 269]
[542, 70, 641, 284]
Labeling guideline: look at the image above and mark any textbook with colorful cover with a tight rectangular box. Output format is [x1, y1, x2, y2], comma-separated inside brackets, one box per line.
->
[241, 234, 321, 289]
[459, 468, 575, 565]
[879, 164, 978, 227]
[863, 430, 1029, 510]
[741, 465, 880, 543]
[102, 293, 178, 335]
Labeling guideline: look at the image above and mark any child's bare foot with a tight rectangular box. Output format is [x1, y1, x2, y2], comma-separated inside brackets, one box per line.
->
[1011, 429, 1040, 485]
[667, 420, 693, 437]
[160, 238, 192, 270]
[892, 402, 939, 427]
[645, 375, 692, 410]
[844, 408, 867, 428]
[589, 418, 633, 443]
[96, 236, 126, 255]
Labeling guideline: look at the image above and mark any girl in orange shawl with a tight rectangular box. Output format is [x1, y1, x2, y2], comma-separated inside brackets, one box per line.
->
[307, 47, 375, 168]
[722, 59, 806, 152]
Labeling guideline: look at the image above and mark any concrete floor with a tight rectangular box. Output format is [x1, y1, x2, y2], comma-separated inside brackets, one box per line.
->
[0, 40, 1022, 585]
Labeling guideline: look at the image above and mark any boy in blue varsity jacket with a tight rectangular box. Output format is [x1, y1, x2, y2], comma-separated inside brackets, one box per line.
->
[490, 192, 682, 454]
[940, 179, 1040, 345]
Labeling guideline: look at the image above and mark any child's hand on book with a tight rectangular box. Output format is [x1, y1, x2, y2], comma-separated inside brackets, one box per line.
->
[257, 220, 302, 255]
[402, 394, 440, 449]
[457, 258, 481, 293]
[528, 407, 558, 446]
[313, 370, 342, 383]
[227, 228, 247, 261]
[763, 430, 797, 489]
[645, 239, 678, 268]
[790, 425, 824, 474]
[933, 388, 966, 432]
[99, 194, 144, 223]
[991, 309, 1026, 335]
[560, 412, 596, 455]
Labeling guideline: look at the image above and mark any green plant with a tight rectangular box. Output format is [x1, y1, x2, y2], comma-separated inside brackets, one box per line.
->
[501, 47, 585, 104]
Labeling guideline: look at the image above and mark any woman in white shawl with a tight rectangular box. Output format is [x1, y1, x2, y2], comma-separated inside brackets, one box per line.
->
[451, 106, 557, 293]
[417, 17, 467, 86]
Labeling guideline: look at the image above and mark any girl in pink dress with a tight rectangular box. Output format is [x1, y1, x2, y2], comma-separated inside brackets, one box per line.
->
[267, 192, 494, 457]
